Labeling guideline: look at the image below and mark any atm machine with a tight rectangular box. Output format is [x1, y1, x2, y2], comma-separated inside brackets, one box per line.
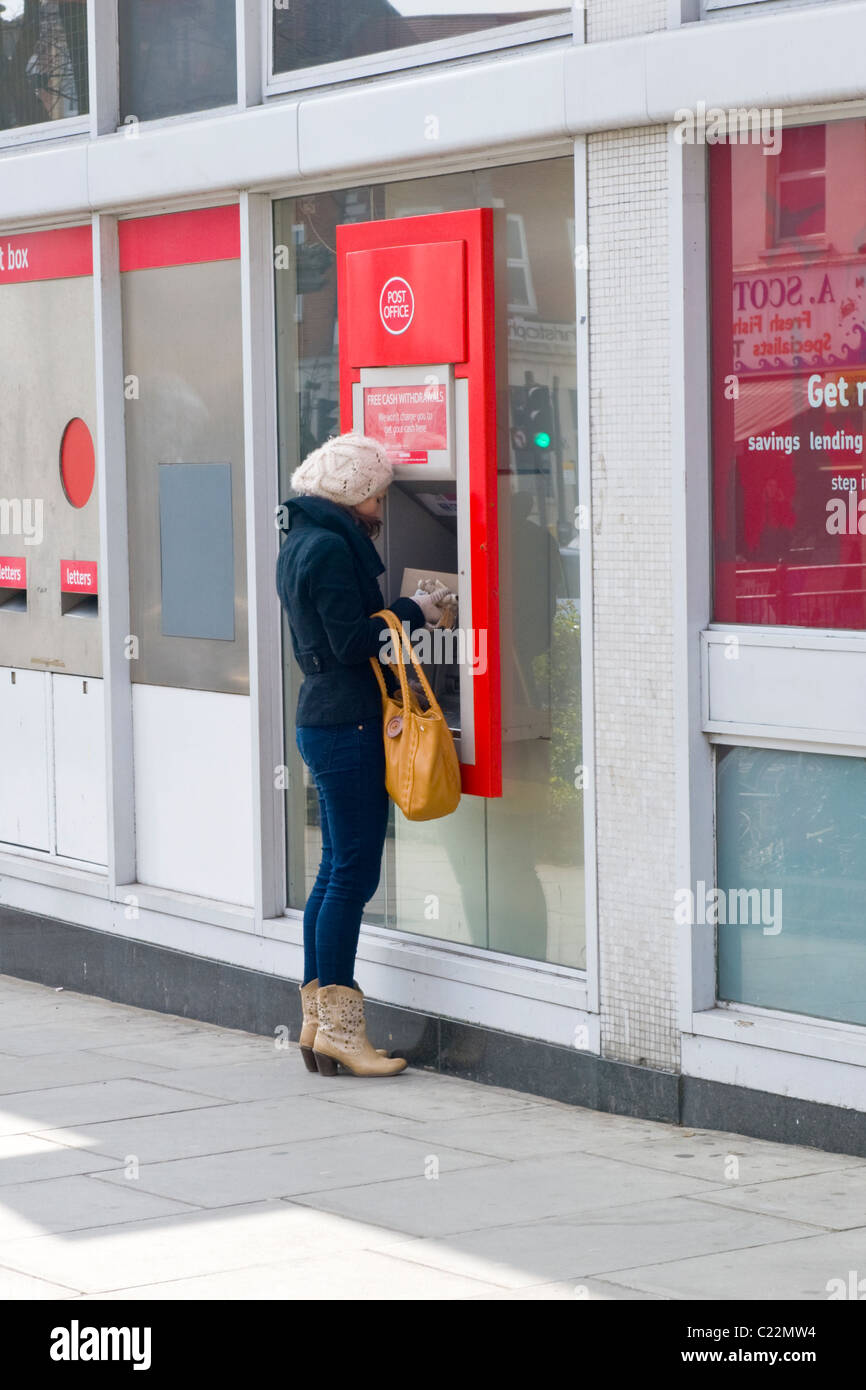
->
[336, 209, 505, 798]
[0, 225, 106, 864]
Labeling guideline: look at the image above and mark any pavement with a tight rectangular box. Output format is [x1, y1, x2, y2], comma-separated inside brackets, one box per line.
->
[0, 971, 864, 1301]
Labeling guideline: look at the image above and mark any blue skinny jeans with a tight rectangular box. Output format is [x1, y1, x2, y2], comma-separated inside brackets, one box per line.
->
[295, 720, 390, 988]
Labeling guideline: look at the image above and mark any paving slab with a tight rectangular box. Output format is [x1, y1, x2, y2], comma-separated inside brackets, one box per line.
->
[362, 1103, 620, 1160]
[686, 1167, 866, 1230]
[39, 1093, 406, 1163]
[370, 1195, 819, 1289]
[90, 1129, 498, 1207]
[123, 1059, 330, 1102]
[291, 1151, 721, 1238]
[88, 1033, 300, 1070]
[0, 1052, 218, 1095]
[0, 1172, 196, 1239]
[0, 1134, 119, 1185]
[604, 1225, 866, 1301]
[0, 1020, 208, 1057]
[0, 1266, 80, 1300]
[316, 1072, 538, 1124]
[0, 1201, 414, 1294]
[0, 1078, 221, 1137]
[549, 1119, 866, 1185]
[467, 1278, 670, 1300]
[74, 1248, 504, 1301]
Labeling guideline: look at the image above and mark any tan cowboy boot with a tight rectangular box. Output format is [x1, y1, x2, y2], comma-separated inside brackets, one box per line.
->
[299, 979, 388, 1072]
[313, 984, 407, 1077]
[298, 979, 321, 1072]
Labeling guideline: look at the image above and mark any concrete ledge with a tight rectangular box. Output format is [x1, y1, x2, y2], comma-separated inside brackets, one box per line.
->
[3, 905, 866, 1156]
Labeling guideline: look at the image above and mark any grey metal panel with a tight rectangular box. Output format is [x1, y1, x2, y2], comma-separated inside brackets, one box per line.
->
[159, 463, 235, 640]
[0, 275, 101, 679]
[122, 258, 248, 694]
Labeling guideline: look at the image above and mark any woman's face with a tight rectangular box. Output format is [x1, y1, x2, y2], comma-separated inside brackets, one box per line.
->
[354, 490, 387, 522]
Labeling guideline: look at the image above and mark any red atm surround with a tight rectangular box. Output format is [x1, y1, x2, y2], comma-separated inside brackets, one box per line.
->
[336, 208, 502, 798]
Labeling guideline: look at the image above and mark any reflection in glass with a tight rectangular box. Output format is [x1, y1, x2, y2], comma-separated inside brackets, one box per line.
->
[0, 0, 89, 132]
[275, 157, 584, 969]
[717, 745, 866, 1027]
[119, 0, 237, 123]
[273, 0, 570, 75]
[711, 119, 866, 629]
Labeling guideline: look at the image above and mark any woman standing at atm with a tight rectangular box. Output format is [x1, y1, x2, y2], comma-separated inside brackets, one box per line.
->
[276, 433, 442, 1078]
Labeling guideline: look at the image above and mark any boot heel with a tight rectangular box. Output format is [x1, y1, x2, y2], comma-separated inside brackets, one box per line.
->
[299, 1045, 318, 1073]
[313, 1050, 338, 1076]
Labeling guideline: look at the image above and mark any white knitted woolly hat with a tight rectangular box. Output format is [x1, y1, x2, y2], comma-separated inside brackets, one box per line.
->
[290, 433, 393, 506]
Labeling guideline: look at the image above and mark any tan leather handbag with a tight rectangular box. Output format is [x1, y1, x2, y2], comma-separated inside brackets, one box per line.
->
[369, 609, 462, 821]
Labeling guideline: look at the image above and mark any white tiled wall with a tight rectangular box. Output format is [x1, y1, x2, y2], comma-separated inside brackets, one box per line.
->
[588, 127, 679, 1071]
[586, 0, 670, 41]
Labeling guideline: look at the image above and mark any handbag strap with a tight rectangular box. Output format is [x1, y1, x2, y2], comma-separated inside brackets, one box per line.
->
[371, 608, 443, 717]
[369, 610, 411, 711]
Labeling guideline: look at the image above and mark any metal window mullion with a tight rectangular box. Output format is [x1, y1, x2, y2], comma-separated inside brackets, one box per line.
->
[92, 212, 135, 893]
[669, 134, 716, 1028]
[237, 0, 263, 109]
[240, 191, 286, 924]
[88, 0, 119, 137]
[573, 134, 598, 1010]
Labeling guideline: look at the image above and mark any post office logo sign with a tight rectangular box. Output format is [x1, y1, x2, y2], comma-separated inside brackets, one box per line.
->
[379, 277, 415, 335]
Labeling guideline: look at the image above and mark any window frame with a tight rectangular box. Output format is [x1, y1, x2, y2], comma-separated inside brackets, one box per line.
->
[267, 140, 598, 1014]
[504, 211, 538, 313]
[704, 0, 826, 10]
[0, 114, 90, 149]
[772, 132, 827, 247]
[703, 0, 849, 15]
[264, 7, 574, 98]
[0, 0, 93, 151]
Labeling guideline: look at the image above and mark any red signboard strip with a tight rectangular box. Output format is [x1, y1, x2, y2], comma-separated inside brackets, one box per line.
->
[0, 225, 92, 284]
[119, 204, 240, 272]
[0, 557, 26, 588]
[61, 560, 98, 594]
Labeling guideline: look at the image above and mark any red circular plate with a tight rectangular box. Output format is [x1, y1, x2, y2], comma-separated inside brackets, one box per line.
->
[59, 417, 95, 509]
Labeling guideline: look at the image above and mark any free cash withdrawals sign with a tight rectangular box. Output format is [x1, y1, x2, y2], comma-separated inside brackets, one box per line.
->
[363, 384, 447, 465]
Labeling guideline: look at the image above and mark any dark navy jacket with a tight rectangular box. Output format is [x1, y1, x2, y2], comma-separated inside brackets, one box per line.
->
[275, 495, 425, 727]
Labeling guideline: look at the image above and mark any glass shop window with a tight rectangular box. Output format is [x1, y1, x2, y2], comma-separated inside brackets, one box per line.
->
[119, 0, 237, 124]
[273, 157, 584, 969]
[711, 118, 866, 629]
[0, 0, 89, 134]
[716, 745, 866, 1028]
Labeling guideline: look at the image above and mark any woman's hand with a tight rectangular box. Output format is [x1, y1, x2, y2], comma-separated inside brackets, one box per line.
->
[413, 589, 443, 626]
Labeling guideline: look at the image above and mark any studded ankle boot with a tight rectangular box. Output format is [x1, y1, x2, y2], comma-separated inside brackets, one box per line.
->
[298, 979, 321, 1072]
[299, 979, 389, 1073]
[313, 984, 407, 1077]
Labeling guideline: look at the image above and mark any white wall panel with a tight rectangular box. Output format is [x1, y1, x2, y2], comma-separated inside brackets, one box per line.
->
[704, 631, 866, 745]
[133, 684, 254, 906]
[298, 47, 569, 176]
[0, 142, 89, 225]
[0, 667, 51, 851]
[52, 672, 107, 865]
[87, 102, 299, 208]
[644, 0, 866, 118]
